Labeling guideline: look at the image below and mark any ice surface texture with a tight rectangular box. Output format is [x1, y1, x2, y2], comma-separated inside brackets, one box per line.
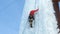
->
[19, 0, 58, 34]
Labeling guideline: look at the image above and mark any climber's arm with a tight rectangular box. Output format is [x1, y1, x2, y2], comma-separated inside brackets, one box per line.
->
[35, 8, 39, 12]
[35, 8, 39, 14]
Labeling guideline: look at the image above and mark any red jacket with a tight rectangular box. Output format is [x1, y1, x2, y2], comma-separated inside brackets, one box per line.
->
[30, 9, 39, 16]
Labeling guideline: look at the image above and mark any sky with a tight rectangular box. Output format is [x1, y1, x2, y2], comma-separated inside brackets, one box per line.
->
[0, 0, 25, 34]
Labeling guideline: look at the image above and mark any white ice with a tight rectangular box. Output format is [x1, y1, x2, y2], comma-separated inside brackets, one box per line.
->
[19, 0, 59, 34]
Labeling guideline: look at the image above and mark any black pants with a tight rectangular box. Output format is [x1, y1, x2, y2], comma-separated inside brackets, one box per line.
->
[28, 15, 34, 22]
[28, 15, 34, 28]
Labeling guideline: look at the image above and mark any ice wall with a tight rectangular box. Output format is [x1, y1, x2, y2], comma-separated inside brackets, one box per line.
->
[34, 0, 58, 34]
[19, 0, 58, 34]
[19, 0, 36, 34]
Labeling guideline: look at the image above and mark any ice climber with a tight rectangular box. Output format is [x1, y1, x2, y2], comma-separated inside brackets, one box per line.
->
[28, 8, 39, 28]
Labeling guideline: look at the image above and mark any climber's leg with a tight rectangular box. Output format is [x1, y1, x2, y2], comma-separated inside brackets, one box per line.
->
[28, 15, 34, 28]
